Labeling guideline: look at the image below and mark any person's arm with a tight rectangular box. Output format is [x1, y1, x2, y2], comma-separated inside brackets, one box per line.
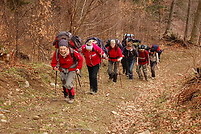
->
[156, 52, 159, 63]
[51, 51, 59, 71]
[136, 57, 139, 66]
[74, 52, 83, 74]
[117, 47, 123, 62]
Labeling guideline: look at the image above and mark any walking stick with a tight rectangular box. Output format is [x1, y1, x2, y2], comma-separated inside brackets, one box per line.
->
[118, 62, 123, 88]
[55, 71, 58, 95]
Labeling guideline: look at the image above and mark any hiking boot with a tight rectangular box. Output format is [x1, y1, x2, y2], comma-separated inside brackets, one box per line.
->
[145, 76, 148, 81]
[67, 99, 74, 104]
[62, 87, 68, 98]
[90, 91, 97, 95]
[113, 74, 117, 82]
[64, 97, 68, 102]
[129, 75, 133, 79]
[139, 77, 143, 80]
[109, 74, 113, 79]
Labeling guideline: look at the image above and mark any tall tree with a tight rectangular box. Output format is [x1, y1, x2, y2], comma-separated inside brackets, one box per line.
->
[190, 0, 201, 44]
[184, 0, 191, 41]
[6, 0, 29, 56]
[164, 0, 176, 36]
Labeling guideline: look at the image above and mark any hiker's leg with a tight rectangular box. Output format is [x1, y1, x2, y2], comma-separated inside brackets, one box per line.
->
[113, 62, 119, 82]
[62, 86, 68, 98]
[87, 66, 93, 91]
[142, 64, 148, 81]
[108, 61, 114, 79]
[136, 65, 143, 79]
[128, 59, 135, 79]
[150, 61, 157, 77]
[65, 71, 76, 89]
[65, 71, 76, 99]
[87, 64, 100, 93]
[125, 59, 129, 76]
[60, 71, 69, 97]
[68, 88, 75, 100]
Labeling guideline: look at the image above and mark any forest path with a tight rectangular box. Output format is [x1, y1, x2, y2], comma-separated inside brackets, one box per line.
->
[0, 46, 199, 134]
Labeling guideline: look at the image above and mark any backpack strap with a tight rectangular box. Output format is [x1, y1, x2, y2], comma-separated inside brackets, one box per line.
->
[68, 48, 78, 69]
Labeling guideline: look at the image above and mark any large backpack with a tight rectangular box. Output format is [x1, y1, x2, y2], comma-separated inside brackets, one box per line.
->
[122, 34, 134, 47]
[105, 39, 123, 51]
[150, 45, 159, 51]
[53, 31, 82, 52]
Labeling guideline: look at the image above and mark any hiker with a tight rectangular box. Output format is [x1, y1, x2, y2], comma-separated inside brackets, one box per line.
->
[136, 45, 149, 81]
[51, 39, 83, 103]
[105, 39, 123, 51]
[107, 39, 123, 82]
[122, 38, 138, 79]
[82, 39, 107, 94]
[149, 48, 160, 79]
[85, 37, 108, 54]
[121, 37, 133, 75]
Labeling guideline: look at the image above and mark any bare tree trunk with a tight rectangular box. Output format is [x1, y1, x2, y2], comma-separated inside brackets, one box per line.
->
[164, 0, 176, 36]
[184, 0, 191, 41]
[190, 0, 201, 44]
[198, 25, 201, 46]
[14, 9, 19, 61]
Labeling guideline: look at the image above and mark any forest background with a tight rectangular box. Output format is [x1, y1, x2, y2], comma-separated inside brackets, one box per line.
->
[0, 0, 201, 62]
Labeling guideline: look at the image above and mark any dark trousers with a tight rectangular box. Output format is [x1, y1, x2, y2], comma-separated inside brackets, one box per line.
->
[125, 58, 135, 78]
[87, 64, 100, 93]
[150, 61, 157, 77]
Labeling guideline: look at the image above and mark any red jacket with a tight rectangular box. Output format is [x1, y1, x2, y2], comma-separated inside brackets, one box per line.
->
[137, 50, 149, 65]
[51, 50, 83, 71]
[107, 47, 123, 62]
[82, 43, 104, 67]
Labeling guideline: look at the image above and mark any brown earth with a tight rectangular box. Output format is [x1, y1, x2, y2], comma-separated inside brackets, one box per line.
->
[0, 45, 201, 134]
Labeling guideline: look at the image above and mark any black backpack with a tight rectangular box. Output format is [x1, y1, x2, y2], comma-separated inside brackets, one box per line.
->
[53, 31, 82, 51]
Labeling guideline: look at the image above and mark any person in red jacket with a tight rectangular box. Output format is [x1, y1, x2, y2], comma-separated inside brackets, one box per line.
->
[82, 39, 107, 94]
[136, 45, 149, 81]
[51, 39, 83, 103]
[107, 39, 123, 82]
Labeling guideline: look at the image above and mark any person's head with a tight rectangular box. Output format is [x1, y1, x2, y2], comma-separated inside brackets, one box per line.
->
[126, 38, 134, 47]
[110, 39, 116, 48]
[85, 40, 94, 51]
[139, 45, 146, 51]
[59, 39, 70, 55]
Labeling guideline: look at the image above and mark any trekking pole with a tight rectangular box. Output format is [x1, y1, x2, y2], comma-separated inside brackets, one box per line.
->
[118, 62, 123, 88]
[55, 71, 58, 95]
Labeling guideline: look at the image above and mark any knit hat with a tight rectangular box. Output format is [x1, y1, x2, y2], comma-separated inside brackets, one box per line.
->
[59, 39, 69, 47]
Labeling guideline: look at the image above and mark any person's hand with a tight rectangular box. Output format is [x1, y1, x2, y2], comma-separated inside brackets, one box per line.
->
[117, 57, 122, 62]
[53, 67, 59, 71]
[117, 58, 121, 62]
[76, 69, 80, 74]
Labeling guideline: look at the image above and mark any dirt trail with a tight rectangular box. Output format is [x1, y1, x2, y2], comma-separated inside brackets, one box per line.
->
[0, 46, 200, 134]
[109, 47, 200, 133]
